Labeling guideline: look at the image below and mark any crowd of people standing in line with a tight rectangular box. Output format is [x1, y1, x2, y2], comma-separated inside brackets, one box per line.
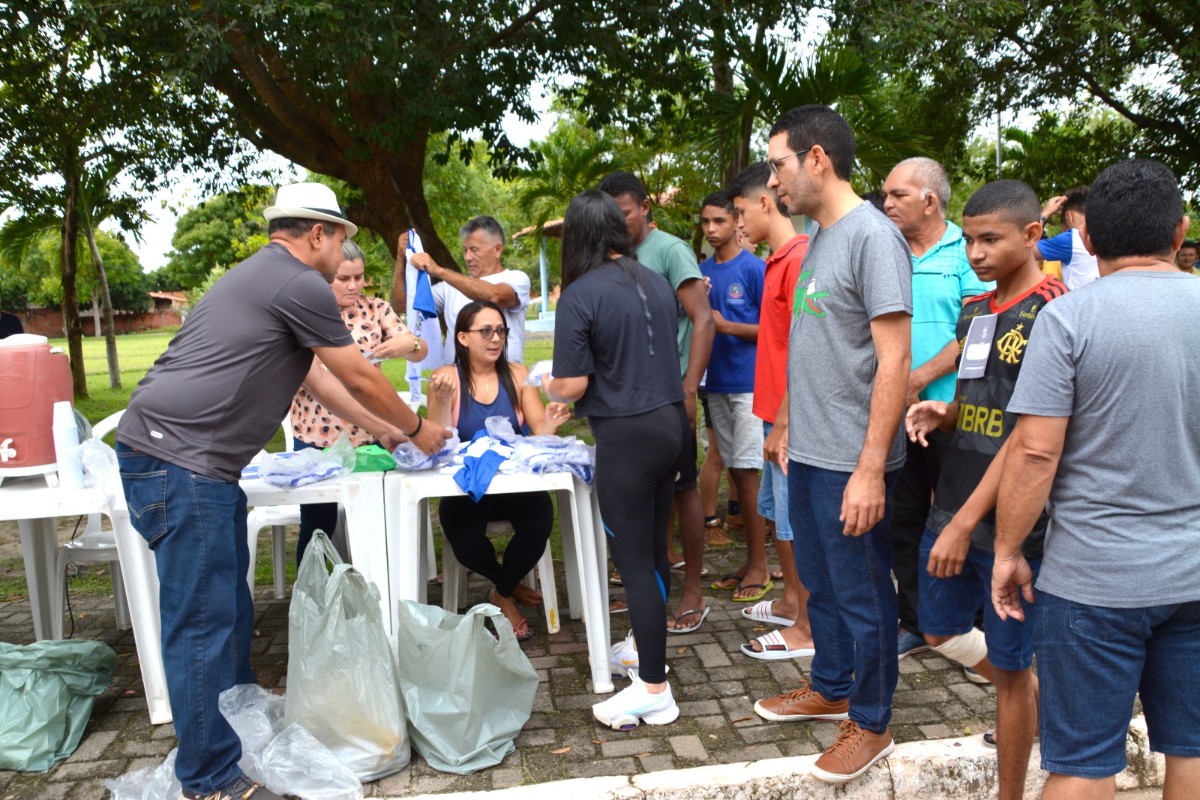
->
[109, 100, 1197, 799]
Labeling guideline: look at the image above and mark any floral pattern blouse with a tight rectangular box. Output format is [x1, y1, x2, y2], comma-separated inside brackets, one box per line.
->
[290, 296, 405, 447]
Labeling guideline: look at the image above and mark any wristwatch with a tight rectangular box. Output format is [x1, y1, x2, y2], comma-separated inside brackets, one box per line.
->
[411, 337, 422, 354]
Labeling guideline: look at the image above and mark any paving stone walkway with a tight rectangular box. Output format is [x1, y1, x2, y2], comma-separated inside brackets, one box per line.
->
[0, 537, 1002, 799]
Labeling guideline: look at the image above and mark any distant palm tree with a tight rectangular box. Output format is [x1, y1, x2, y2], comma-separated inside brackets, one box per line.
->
[0, 161, 145, 388]
[697, 43, 931, 185]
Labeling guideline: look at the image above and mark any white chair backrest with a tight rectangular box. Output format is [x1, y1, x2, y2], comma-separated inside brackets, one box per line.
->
[91, 409, 126, 441]
[283, 414, 296, 453]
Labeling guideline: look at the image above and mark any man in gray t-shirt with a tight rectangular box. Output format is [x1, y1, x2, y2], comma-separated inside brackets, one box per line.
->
[993, 160, 1200, 795]
[751, 106, 913, 786]
[116, 183, 449, 800]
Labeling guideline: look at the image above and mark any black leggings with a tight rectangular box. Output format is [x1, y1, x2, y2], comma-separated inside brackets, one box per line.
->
[439, 491, 554, 598]
[591, 402, 688, 684]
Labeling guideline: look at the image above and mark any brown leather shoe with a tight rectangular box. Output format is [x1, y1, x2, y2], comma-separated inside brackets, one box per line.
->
[752, 682, 849, 722]
[724, 511, 744, 531]
[811, 720, 895, 784]
[704, 518, 733, 547]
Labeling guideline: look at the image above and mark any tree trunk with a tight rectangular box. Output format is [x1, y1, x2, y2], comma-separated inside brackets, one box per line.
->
[60, 168, 88, 399]
[84, 224, 121, 388]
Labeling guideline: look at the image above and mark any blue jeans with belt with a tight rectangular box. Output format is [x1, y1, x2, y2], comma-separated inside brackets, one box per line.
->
[116, 442, 254, 795]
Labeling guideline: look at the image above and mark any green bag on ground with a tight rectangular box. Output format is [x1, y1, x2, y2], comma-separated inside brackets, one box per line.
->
[0, 639, 117, 771]
[352, 444, 397, 473]
[394, 600, 539, 774]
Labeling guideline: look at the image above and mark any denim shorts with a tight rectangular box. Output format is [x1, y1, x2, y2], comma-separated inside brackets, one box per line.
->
[756, 423, 791, 541]
[1035, 591, 1200, 778]
[917, 528, 1039, 671]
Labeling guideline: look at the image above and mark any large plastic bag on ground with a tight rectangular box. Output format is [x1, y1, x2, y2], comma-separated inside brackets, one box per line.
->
[286, 532, 409, 781]
[391, 427, 459, 471]
[106, 685, 362, 800]
[394, 601, 538, 774]
[260, 433, 356, 487]
[0, 639, 116, 771]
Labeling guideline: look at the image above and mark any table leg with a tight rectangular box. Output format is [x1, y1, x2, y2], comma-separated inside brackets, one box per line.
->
[570, 480, 614, 694]
[17, 518, 57, 641]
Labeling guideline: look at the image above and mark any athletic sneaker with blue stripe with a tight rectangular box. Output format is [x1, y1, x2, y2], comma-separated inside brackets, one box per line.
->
[591, 671, 679, 731]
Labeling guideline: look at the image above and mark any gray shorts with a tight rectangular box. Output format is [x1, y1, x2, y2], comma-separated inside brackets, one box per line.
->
[706, 392, 763, 469]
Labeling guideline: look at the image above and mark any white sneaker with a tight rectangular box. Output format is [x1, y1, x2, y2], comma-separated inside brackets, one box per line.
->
[609, 632, 640, 678]
[592, 671, 680, 731]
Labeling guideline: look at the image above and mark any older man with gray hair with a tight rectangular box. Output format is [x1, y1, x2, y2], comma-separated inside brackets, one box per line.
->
[881, 157, 992, 664]
[411, 215, 532, 362]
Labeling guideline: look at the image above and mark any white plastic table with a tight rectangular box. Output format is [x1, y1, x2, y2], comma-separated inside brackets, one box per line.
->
[1, 471, 389, 725]
[382, 469, 614, 693]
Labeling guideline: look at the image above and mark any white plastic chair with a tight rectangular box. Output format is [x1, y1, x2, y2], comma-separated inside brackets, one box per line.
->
[440, 520, 560, 634]
[245, 417, 301, 599]
[52, 409, 130, 638]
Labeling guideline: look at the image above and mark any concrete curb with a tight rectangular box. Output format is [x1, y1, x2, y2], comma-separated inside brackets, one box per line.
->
[398, 716, 1164, 800]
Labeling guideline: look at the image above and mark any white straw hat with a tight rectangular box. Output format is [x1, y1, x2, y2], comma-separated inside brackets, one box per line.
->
[264, 182, 358, 237]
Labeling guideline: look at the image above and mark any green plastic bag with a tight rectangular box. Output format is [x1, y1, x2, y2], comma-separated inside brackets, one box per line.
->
[0, 639, 117, 771]
[394, 600, 539, 774]
[352, 444, 397, 473]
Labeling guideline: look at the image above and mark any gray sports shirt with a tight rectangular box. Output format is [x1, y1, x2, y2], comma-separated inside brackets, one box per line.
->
[787, 202, 913, 472]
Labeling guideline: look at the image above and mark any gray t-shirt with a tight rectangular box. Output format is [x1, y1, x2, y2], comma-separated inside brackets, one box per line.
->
[118, 243, 354, 481]
[787, 202, 913, 471]
[1008, 270, 1200, 607]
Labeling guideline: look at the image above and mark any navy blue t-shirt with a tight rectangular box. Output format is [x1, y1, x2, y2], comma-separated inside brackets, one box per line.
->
[700, 249, 764, 393]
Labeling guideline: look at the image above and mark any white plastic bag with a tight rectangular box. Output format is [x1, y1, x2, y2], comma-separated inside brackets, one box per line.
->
[391, 427, 459, 471]
[260, 434, 356, 487]
[285, 532, 409, 781]
[484, 415, 519, 443]
[105, 685, 363, 800]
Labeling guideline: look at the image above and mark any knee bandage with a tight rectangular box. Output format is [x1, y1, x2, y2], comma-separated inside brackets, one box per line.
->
[932, 628, 987, 668]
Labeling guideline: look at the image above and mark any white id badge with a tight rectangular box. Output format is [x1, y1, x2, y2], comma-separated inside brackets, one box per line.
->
[958, 312, 997, 379]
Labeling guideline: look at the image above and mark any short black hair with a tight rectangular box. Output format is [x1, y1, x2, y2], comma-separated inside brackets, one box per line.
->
[962, 180, 1041, 227]
[727, 162, 788, 215]
[459, 215, 504, 242]
[701, 191, 735, 215]
[768, 105, 856, 181]
[1086, 160, 1184, 260]
[597, 171, 648, 204]
[267, 217, 335, 237]
[1061, 185, 1089, 215]
[1180, 240, 1198, 251]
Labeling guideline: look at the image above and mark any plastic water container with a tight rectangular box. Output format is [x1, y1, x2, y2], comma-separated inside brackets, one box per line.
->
[0, 334, 74, 484]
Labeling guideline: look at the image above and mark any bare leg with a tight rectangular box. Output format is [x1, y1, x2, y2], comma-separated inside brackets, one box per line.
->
[698, 429, 723, 519]
[1041, 774, 1114, 800]
[993, 667, 1037, 800]
[668, 487, 706, 630]
[1164, 755, 1200, 800]
[729, 468, 770, 600]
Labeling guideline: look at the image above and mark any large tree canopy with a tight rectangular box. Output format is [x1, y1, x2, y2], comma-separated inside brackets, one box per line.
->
[835, 0, 1200, 192]
[115, 0, 708, 270]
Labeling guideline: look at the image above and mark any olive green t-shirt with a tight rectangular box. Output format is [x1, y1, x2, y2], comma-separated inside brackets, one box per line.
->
[635, 228, 701, 375]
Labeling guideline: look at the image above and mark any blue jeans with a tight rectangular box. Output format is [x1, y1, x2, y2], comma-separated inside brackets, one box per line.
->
[1035, 591, 1200, 778]
[117, 443, 254, 795]
[788, 461, 899, 732]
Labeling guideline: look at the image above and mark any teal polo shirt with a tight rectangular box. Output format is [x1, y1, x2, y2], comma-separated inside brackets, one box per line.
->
[911, 221, 992, 402]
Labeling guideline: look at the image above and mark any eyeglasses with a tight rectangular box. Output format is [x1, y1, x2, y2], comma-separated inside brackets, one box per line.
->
[469, 325, 509, 340]
[768, 146, 814, 176]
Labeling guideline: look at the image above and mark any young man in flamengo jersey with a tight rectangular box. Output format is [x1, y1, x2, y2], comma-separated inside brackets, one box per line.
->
[905, 180, 1067, 800]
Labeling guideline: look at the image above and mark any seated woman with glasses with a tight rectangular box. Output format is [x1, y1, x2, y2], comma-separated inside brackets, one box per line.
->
[426, 300, 572, 641]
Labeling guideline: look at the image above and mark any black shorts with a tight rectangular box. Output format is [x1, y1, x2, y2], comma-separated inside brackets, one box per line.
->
[674, 427, 698, 491]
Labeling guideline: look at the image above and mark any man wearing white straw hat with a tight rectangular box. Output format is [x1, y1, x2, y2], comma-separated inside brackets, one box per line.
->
[116, 182, 450, 800]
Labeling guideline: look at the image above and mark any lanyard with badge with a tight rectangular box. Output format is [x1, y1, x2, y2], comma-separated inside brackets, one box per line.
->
[958, 313, 997, 379]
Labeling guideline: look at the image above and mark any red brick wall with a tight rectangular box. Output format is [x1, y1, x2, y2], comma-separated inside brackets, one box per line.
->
[14, 307, 183, 338]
